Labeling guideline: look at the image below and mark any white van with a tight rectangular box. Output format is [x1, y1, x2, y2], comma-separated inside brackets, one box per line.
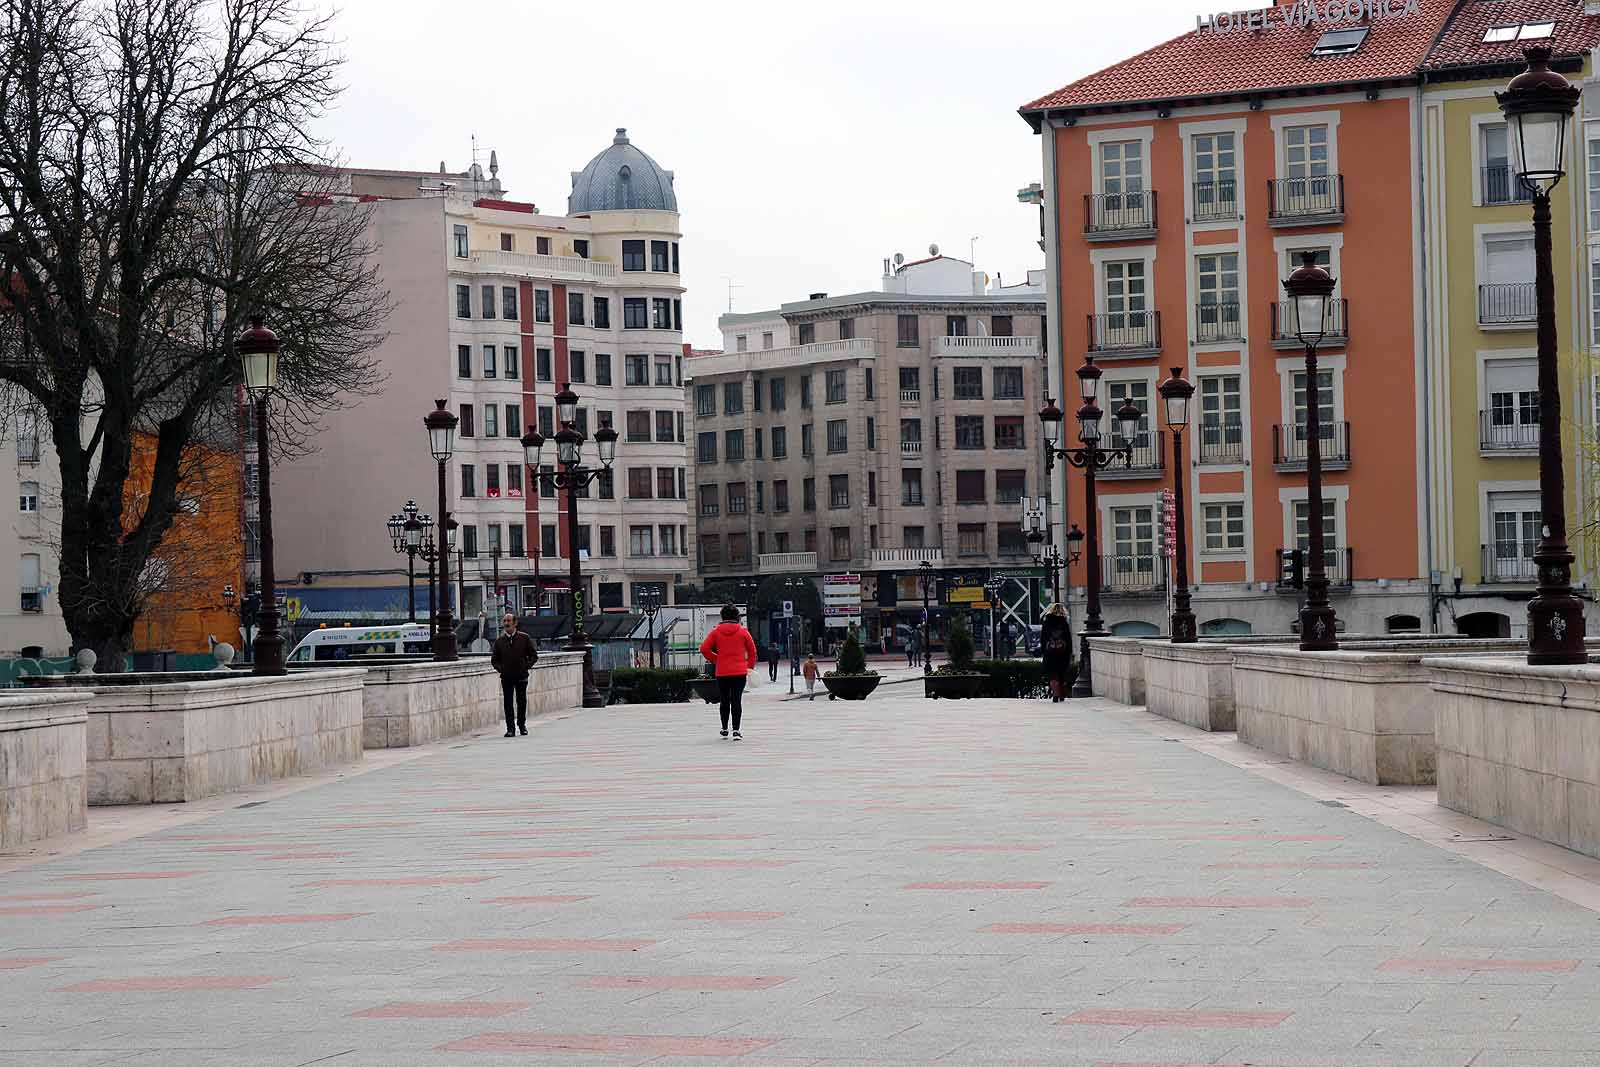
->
[287, 624, 434, 663]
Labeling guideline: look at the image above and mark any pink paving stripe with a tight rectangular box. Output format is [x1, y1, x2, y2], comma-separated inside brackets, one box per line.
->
[485, 896, 593, 905]
[1207, 861, 1374, 870]
[261, 852, 353, 861]
[923, 843, 1049, 852]
[678, 912, 785, 921]
[610, 814, 726, 823]
[203, 913, 369, 926]
[471, 828, 599, 837]
[0, 956, 63, 969]
[465, 851, 600, 860]
[623, 833, 766, 842]
[323, 821, 419, 830]
[1060, 1009, 1291, 1029]
[433, 938, 657, 953]
[0, 891, 97, 902]
[1180, 833, 1345, 842]
[1124, 897, 1314, 908]
[1379, 958, 1580, 973]
[303, 876, 494, 888]
[437, 1032, 777, 1056]
[56, 976, 284, 992]
[166, 833, 282, 841]
[59, 871, 199, 881]
[904, 881, 1052, 891]
[191, 843, 319, 853]
[353, 1001, 531, 1019]
[575, 976, 789, 991]
[0, 904, 105, 916]
[1095, 1062, 1250, 1066]
[643, 859, 794, 869]
[982, 922, 1186, 935]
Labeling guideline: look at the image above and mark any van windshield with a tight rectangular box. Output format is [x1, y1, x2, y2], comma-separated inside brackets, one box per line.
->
[313, 641, 397, 660]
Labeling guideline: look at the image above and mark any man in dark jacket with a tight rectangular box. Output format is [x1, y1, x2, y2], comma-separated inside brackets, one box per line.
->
[491, 613, 537, 737]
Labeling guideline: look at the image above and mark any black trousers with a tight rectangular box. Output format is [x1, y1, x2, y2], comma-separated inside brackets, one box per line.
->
[717, 675, 746, 731]
[768, 659, 779, 681]
[501, 673, 528, 730]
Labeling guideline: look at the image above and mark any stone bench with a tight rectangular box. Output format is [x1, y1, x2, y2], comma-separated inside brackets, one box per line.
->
[361, 652, 585, 748]
[0, 690, 89, 847]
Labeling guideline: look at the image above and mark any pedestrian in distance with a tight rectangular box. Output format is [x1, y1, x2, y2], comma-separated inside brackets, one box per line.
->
[1040, 603, 1072, 703]
[700, 604, 757, 740]
[766, 641, 780, 682]
[491, 612, 537, 736]
[802, 654, 819, 700]
[906, 630, 918, 667]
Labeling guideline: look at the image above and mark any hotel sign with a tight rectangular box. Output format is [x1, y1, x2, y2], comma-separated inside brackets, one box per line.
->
[1197, 0, 1419, 35]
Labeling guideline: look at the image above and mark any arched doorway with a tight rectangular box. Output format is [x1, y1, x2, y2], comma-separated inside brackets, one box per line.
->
[1110, 620, 1160, 637]
[1457, 611, 1510, 638]
[1200, 618, 1252, 637]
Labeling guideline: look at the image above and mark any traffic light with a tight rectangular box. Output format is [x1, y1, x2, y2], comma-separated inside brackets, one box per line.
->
[1279, 549, 1305, 589]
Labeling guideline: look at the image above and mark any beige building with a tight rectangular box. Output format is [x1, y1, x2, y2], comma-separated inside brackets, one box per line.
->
[687, 254, 1047, 645]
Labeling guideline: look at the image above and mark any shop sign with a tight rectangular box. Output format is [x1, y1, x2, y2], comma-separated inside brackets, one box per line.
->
[948, 586, 986, 605]
[1196, 0, 1418, 36]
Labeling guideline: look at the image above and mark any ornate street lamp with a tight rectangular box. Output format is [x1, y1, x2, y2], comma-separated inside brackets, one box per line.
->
[918, 559, 935, 674]
[984, 576, 1006, 659]
[389, 499, 424, 622]
[1040, 355, 1140, 697]
[238, 316, 285, 676]
[1282, 251, 1339, 651]
[424, 399, 460, 661]
[1499, 46, 1586, 663]
[522, 385, 618, 707]
[1159, 367, 1197, 644]
[416, 513, 439, 639]
[637, 586, 664, 670]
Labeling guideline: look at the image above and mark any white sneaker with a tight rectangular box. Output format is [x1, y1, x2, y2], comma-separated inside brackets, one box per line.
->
[732, 731, 743, 741]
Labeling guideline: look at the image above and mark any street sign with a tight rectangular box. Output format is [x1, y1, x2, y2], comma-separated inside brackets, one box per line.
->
[781, 600, 794, 618]
[948, 586, 985, 605]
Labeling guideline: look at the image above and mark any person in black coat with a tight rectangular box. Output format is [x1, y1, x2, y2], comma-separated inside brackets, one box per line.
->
[1039, 603, 1073, 703]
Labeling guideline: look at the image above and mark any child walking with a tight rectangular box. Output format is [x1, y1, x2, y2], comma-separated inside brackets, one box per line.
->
[801, 654, 819, 700]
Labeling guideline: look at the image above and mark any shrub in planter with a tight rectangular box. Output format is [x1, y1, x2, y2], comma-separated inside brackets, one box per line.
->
[970, 659, 1053, 699]
[609, 667, 700, 704]
[926, 616, 985, 698]
[946, 615, 976, 671]
[823, 632, 880, 700]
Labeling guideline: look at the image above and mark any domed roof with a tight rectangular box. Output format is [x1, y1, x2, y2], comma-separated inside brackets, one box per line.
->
[567, 129, 677, 214]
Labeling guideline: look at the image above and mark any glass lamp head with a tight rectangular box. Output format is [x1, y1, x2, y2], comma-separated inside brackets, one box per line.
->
[1497, 46, 1580, 195]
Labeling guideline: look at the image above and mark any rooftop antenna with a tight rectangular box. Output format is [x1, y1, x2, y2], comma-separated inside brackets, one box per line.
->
[969, 234, 981, 264]
[723, 277, 742, 313]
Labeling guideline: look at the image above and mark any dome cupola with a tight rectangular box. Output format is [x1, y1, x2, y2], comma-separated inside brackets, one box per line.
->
[567, 128, 677, 214]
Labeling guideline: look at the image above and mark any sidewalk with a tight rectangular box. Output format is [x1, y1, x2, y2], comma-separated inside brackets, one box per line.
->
[2, 688, 1598, 1064]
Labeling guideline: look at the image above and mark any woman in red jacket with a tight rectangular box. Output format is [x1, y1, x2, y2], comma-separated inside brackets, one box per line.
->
[700, 604, 758, 740]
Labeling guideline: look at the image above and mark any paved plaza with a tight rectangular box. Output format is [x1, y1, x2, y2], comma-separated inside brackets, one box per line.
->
[4, 685, 1600, 1066]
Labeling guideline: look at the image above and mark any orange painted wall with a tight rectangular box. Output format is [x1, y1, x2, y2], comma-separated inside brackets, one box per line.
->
[1051, 96, 1420, 584]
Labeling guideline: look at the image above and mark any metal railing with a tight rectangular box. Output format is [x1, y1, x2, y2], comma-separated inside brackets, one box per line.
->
[934, 335, 1041, 358]
[1482, 544, 1537, 583]
[870, 547, 944, 566]
[1275, 546, 1353, 590]
[1084, 190, 1157, 235]
[1101, 554, 1167, 596]
[901, 491, 925, 506]
[16, 438, 39, 463]
[1479, 410, 1539, 452]
[899, 388, 921, 404]
[1273, 421, 1351, 468]
[1267, 175, 1345, 221]
[1087, 310, 1161, 354]
[1482, 165, 1533, 206]
[1192, 179, 1237, 221]
[1196, 423, 1245, 464]
[1271, 299, 1348, 347]
[1195, 301, 1243, 343]
[1479, 283, 1536, 326]
[1102, 432, 1166, 478]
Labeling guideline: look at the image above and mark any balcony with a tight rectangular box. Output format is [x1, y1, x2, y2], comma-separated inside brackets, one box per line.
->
[1482, 544, 1536, 584]
[685, 338, 878, 379]
[1275, 547, 1354, 591]
[1195, 301, 1243, 344]
[901, 440, 923, 456]
[1480, 411, 1539, 454]
[900, 388, 921, 405]
[870, 547, 944, 567]
[1192, 179, 1237, 222]
[1482, 165, 1533, 206]
[1100, 554, 1167, 598]
[1273, 422, 1351, 471]
[1086, 311, 1161, 358]
[16, 438, 39, 463]
[934, 335, 1041, 359]
[1479, 283, 1535, 327]
[470, 249, 618, 282]
[1083, 190, 1157, 241]
[1195, 423, 1244, 465]
[1100, 432, 1166, 480]
[1267, 175, 1345, 226]
[1271, 299, 1348, 349]
[758, 551, 817, 574]
[901, 491, 925, 507]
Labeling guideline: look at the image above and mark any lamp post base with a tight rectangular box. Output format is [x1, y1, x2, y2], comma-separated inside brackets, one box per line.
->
[1528, 576, 1586, 665]
[1070, 630, 1102, 699]
[568, 639, 604, 707]
[1298, 602, 1339, 652]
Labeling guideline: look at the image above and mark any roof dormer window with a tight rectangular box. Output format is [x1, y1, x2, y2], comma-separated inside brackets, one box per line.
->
[1310, 26, 1369, 57]
[1485, 22, 1555, 44]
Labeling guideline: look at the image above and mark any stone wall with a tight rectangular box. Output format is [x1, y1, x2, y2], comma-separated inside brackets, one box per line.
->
[1088, 637, 1150, 705]
[1142, 643, 1240, 731]
[1430, 657, 1600, 859]
[0, 690, 88, 847]
[360, 653, 585, 748]
[84, 670, 365, 804]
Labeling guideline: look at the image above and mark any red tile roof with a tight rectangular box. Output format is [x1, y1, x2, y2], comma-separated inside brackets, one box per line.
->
[1422, 0, 1600, 72]
[1021, 0, 1455, 115]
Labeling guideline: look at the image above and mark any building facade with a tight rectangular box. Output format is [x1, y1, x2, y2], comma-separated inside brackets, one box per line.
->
[686, 255, 1046, 646]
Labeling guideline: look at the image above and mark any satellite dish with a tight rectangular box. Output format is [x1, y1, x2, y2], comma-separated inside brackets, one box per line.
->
[892, 252, 905, 266]
[928, 243, 940, 256]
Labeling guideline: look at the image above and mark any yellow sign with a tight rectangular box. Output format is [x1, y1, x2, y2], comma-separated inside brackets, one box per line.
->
[949, 586, 985, 604]
[285, 596, 303, 623]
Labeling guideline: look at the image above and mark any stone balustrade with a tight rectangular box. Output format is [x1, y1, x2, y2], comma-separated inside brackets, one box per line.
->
[0, 689, 88, 848]
[360, 653, 584, 748]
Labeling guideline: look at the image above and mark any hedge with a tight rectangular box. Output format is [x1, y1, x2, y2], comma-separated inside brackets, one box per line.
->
[609, 667, 700, 704]
[969, 659, 1062, 699]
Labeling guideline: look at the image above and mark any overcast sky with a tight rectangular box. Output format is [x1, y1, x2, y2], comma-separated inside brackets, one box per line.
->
[315, 0, 1199, 347]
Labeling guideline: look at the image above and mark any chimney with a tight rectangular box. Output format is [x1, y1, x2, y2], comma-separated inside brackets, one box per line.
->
[809, 292, 827, 301]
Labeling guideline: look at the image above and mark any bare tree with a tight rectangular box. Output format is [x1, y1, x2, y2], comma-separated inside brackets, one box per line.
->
[0, 0, 387, 667]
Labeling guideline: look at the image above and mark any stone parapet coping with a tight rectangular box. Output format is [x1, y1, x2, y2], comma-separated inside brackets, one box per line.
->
[0, 690, 90, 731]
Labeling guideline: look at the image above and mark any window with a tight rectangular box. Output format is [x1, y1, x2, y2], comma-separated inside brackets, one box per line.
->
[899, 525, 924, 550]
[593, 297, 610, 329]
[900, 417, 922, 451]
[505, 345, 520, 380]
[752, 377, 763, 412]
[486, 523, 503, 559]
[899, 367, 920, 398]
[757, 484, 767, 516]
[953, 367, 983, 400]
[762, 331, 774, 349]
[623, 298, 648, 329]
[736, 334, 748, 353]
[830, 527, 851, 561]
[656, 411, 675, 443]
[452, 225, 468, 258]
[753, 426, 763, 459]
[1100, 139, 1145, 206]
[533, 289, 550, 323]
[1199, 374, 1243, 457]
[574, 408, 589, 435]
[660, 525, 679, 555]
[725, 429, 745, 461]
[1192, 132, 1236, 219]
[1111, 505, 1155, 568]
[650, 240, 669, 271]
[459, 403, 475, 437]
[626, 410, 651, 442]
[1481, 122, 1530, 205]
[502, 286, 518, 320]
[771, 426, 787, 459]
[569, 350, 585, 383]
[946, 315, 968, 337]
[825, 369, 847, 404]
[481, 284, 496, 319]
[484, 404, 498, 438]
[19, 481, 38, 512]
[509, 523, 525, 557]
[1592, 253, 1600, 348]
[622, 240, 646, 271]
[723, 382, 743, 415]
[483, 345, 497, 379]
[630, 525, 655, 557]
[803, 477, 816, 512]
[598, 469, 613, 499]
[996, 470, 1026, 506]
[1485, 359, 1539, 446]
[599, 526, 616, 556]
[994, 366, 1024, 400]
[1196, 253, 1241, 339]
[456, 345, 471, 379]
[1282, 123, 1331, 199]
[541, 525, 558, 559]
[1203, 502, 1246, 551]
[574, 239, 590, 259]
[595, 353, 612, 385]
[653, 468, 673, 501]
[838, 317, 855, 340]
[455, 284, 471, 318]
[536, 348, 553, 382]
[672, 243, 680, 273]
[866, 417, 876, 451]
[696, 385, 715, 417]
[698, 484, 719, 516]
[1310, 26, 1368, 56]
[800, 376, 813, 409]
[726, 532, 749, 566]
[536, 236, 551, 255]
[652, 298, 673, 330]
[1106, 380, 1151, 448]
[896, 315, 919, 347]
[1489, 492, 1539, 580]
[1103, 260, 1148, 331]
[955, 415, 985, 449]
[506, 462, 523, 498]
[798, 323, 815, 345]
[994, 416, 1024, 450]
[1291, 370, 1335, 440]
[499, 232, 514, 252]
[828, 474, 849, 509]
[538, 405, 555, 437]
[1293, 499, 1339, 562]
[893, 470, 922, 510]
[625, 354, 649, 385]
[1588, 137, 1600, 233]
[728, 482, 747, 514]
[992, 315, 1014, 337]
[460, 463, 477, 497]
[655, 355, 673, 386]
[628, 468, 653, 499]
[539, 464, 556, 498]
[566, 292, 585, 327]
[955, 470, 986, 504]
[827, 419, 848, 453]
[699, 534, 722, 566]
[958, 523, 986, 557]
[1485, 22, 1554, 43]
[801, 424, 814, 457]
[773, 480, 789, 512]
[771, 378, 786, 411]
[697, 432, 717, 463]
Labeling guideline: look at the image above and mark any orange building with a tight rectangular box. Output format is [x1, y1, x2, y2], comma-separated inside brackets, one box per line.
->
[1020, 1, 1453, 637]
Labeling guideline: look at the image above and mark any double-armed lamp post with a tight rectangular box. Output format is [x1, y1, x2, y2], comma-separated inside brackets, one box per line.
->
[637, 586, 663, 670]
[238, 316, 285, 676]
[423, 400, 460, 662]
[1158, 368, 1197, 643]
[522, 383, 619, 708]
[387, 499, 427, 623]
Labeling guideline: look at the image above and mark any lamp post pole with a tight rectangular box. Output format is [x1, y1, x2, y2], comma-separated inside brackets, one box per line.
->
[919, 559, 934, 674]
[1499, 46, 1586, 663]
[389, 500, 423, 623]
[639, 587, 662, 669]
[1283, 252, 1339, 651]
[1159, 368, 1198, 643]
[985, 577, 1005, 659]
[424, 400, 460, 662]
[1040, 357, 1140, 698]
[418, 520, 438, 640]
[238, 316, 285, 676]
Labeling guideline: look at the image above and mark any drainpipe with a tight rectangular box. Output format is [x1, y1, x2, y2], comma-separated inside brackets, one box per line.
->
[1416, 75, 1439, 634]
[1041, 119, 1070, 630]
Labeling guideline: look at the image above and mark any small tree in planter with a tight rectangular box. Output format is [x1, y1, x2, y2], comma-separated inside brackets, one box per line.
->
[822, 631, 879, 700]
[927, 614, 984, 698]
